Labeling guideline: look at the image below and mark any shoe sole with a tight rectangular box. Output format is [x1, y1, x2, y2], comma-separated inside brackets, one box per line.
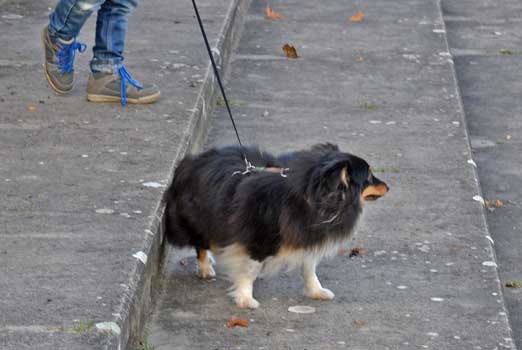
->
[41, 28, 73, 95]
[43, 66, 73, 95]
[86, 91, 161, 104]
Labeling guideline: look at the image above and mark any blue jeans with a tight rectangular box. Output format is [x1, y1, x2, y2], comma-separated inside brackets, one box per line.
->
[48, 0, 139, 73]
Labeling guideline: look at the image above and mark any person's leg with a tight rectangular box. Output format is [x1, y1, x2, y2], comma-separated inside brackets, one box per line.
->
[86, 0, 160, 105]
[90, 0, 137, 73]
[48, 0, 104, 41]
[43, 0, 103, 93]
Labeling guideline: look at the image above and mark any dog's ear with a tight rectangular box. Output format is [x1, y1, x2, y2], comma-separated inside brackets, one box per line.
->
[320, 161, 350, 192]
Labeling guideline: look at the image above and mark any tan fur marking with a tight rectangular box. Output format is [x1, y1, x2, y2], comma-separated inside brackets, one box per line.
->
[340, 167, 350, 187]
[362, 183, 388, 199]
[197, 248, 208, 264]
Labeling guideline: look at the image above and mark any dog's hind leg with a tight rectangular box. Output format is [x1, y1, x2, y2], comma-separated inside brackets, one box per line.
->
[302, 254, 335, 300]
[196, 248, 216, 279]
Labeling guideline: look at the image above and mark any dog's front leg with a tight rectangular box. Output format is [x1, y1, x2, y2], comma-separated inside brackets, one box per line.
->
[302, 255, 335, 300]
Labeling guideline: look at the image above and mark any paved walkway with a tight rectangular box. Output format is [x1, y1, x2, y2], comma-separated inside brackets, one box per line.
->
[442, 0, 522, 347]
[0, 0, 242, 348]
[149, 0, 515, 349]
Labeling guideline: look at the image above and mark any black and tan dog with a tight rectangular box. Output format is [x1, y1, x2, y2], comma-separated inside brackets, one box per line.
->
[165, 143, 388, 308]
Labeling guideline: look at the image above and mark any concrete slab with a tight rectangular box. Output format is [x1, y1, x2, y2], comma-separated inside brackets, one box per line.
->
[442, 0, 522, 348]
[0, 0, 248, 348]
[149, 0, 515, 349]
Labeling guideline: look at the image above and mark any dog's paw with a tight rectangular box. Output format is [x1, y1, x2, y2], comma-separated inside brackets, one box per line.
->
[235, 295, 260, 309]
[197, 264, 216, 279]
[304, 287, 335, 300]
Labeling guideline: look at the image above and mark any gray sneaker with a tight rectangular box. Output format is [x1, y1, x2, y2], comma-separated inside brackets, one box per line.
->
[42, 26, 86, 94]
[86, 67, 161, 105]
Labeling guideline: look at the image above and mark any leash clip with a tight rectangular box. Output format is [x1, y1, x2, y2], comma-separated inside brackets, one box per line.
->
[279, 168, 290, 178]
[232, 158, 256, 176]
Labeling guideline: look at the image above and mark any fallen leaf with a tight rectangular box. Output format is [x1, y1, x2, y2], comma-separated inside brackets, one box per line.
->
[495, 200, 504, 208]
[356, 56, 364, 62]
[265, 5, 282, 20]
[349, 11, 365, 23]
[226, 317, 249, 328]
[349, 246, 367, 258]
[27, 106, 37, 112]
[355, 319, 365, 327]
[282, 44, 299, 59]
[506, 281, 521, 288]
[484, 199, 493, 209]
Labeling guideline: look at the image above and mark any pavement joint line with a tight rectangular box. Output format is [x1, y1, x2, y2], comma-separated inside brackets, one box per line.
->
[451, 48, 522, 57]
[437, 0, 517, 346]
[443, 16, 522, 24]
[233, 54, 288, 61]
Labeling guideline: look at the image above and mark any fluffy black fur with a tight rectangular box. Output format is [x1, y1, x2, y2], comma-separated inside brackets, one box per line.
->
[165, 143, 387, 261]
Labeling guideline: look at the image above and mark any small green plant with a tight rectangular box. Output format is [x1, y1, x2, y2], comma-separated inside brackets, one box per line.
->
[72, 320, 95, 333]
[216, 96, 245, 107]
[372, 166, 400, 173]
[496, 140, 505, 145]
[139, 336, 155, 350]
[500, 49, 513, 55]
[359, 101, 377, 110]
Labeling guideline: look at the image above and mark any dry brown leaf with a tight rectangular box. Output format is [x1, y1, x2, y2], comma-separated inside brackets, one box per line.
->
[226, 317, 249, 328]
[356, 56, 364, 62]
[265, 5, 282, 20]
[484, 199, 492, 208]
[349, 11, 365, 23]
[27, 106, 37, 112]
[495, 200, 504, 208]
[349, 246, 367, 258]
[355, 319, 365, 327]
[282, 44, 299, 59]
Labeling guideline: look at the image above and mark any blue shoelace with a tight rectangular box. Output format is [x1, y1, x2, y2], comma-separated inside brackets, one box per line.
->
[118, 65, 143, 106]
[56, 41, 86, 74]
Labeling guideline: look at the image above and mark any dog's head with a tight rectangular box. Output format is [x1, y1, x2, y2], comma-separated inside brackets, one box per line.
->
[303, 144, 389, 216]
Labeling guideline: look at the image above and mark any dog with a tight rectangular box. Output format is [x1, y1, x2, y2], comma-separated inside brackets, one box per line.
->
[165, 143, 388, 308]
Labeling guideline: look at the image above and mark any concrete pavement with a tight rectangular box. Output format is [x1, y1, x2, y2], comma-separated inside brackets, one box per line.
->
[0, 0, 248, 348]
[149, 0, 515, 349]
[442, 0, 522, 348]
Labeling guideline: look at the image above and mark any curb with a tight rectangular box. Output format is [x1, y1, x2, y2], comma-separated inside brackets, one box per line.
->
[436, 0, 517, 347]
[101, 0, 251, 348]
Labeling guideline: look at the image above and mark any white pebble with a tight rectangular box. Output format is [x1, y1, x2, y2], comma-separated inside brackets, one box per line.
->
[95, 208, 114, 214]
[143, 182, 165, 188]
[132, 251, 148, 265]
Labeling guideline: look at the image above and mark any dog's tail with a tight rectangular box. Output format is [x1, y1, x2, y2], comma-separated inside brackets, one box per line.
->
[164, 197, 189, 246]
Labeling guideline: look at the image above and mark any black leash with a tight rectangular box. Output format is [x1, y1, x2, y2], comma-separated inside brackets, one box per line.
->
[191, 0, 288, 177]
[191, 0, 244, 147]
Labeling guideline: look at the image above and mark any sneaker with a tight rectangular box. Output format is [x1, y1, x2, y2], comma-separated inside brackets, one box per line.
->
[42, 25, 86, 94]
[86, 66, 161, 106]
